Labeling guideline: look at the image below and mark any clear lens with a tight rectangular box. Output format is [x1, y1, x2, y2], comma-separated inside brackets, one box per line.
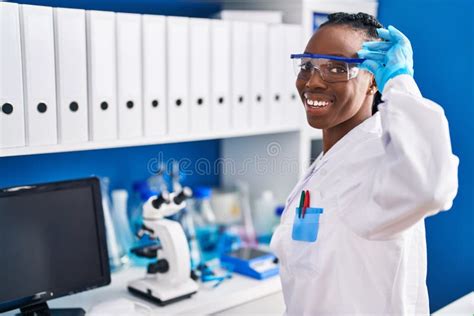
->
[292, 58, 360, 83]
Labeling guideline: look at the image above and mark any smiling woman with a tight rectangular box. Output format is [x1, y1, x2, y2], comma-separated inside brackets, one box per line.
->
[293, 13, 384, 153]
[270, 12, 459, 315]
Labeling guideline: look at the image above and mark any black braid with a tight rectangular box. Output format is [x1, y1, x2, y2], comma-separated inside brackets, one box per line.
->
[320, 12, 384, 114]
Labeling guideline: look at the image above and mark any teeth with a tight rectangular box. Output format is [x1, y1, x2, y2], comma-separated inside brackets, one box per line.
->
[304, 93, 331, 108]
[306, 98, 329, 107]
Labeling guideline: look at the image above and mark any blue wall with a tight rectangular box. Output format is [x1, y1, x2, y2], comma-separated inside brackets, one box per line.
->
[0, 140, 221, 193]
[378, 0, 474, 311]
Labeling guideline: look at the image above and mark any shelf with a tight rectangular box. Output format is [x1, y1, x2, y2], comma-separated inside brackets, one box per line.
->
[0, 126, 301, 158]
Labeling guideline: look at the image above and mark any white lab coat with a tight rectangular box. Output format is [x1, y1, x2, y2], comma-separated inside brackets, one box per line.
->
[270, 75, 459, 315]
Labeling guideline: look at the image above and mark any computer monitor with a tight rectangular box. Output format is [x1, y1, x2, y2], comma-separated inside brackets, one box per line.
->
[0, 177, 110, 315]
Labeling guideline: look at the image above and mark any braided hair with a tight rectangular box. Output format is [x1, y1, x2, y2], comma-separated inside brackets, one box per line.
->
[320, 12, 384, 114]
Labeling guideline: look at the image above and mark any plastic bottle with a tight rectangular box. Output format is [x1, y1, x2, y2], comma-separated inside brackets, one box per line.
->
[111, 189, 134, 254]
[100, 178, 129, 271]
[252, 190, 278, 238]
[180, 207, 201, 270]
[191, 187, 219, 261]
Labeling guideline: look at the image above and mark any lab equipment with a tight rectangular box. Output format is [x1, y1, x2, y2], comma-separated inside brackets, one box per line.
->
[112, 189, 135, 253]
[210, 189, 242, 225]
[195, 262, 233, 288]
[130, 180, 157, 236]
[189, 187, 219, 260]
[252, 190, 278, 237]
[220, 248, 279, 280]
[179, 206, 202, 270]
[170, 160, 182, 193]
[192, 187, 216, 226]
[0, 177, 110, 315]
[291, 53, 365, 83]
[101, 178, 129, 270]
[235, 181, 257, 246]
[147, 162, 167, 194]
[358, 25, 414, 92]
[128, 187, 198, 305]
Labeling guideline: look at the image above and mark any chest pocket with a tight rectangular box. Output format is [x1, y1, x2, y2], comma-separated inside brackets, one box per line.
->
[272, 197, 339, 277]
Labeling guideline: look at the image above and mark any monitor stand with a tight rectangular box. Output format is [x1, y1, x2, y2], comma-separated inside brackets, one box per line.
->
[17, 302, 85, 316]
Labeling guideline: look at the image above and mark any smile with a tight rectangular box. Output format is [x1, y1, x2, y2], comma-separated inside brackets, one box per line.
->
[303, 92, 334, 108]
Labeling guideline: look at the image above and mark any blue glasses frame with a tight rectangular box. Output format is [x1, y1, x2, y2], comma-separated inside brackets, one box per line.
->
[290, 53, 366, 64]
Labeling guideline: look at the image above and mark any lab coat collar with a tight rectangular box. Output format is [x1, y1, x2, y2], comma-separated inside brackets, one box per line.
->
[319, 112, 381, 165]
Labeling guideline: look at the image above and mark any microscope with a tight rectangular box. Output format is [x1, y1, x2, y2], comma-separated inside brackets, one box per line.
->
[127, 186, 199, 305]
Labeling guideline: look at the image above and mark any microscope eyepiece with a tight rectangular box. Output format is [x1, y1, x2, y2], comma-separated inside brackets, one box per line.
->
[152, 192, 169, 209]
[173, 187, 192, 205]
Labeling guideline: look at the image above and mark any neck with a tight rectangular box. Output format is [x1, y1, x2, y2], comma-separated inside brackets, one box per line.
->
[322, 105, 372, 153]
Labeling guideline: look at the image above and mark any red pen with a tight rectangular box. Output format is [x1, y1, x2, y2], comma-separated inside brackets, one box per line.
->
[302, 190, 310, 218]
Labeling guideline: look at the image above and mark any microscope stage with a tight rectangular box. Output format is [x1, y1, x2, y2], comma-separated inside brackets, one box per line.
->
[128, 278, 198, 306]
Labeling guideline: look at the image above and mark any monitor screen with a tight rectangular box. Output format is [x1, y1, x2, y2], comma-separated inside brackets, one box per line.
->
[0, 178, 110, 312]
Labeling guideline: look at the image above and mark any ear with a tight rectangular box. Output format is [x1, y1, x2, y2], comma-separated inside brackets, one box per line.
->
[366, 75, 378, 95]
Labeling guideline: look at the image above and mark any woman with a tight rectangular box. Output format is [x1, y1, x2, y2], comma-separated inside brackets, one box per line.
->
[270, 12, 458, 315]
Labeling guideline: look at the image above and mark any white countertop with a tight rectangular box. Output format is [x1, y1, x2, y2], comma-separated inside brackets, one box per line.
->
[3, 265, 282, 315]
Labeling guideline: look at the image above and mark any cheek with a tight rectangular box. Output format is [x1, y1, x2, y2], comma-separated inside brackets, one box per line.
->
[296, 80, 305, 98]
[336, 79, 368, 108]
[333, 84, 362, 114]
[296, 79, 305, 91]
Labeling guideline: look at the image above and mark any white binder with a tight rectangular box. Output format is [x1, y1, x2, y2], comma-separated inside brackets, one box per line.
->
[54, 7, 89, 144]
[0, 3, 25, 149]
[210, 20, 231, 132]
[249, 22, 268, 129]
[142, 14, 167, 137]
[87, 10, 117, 141]
[167, 16, 189, 135]
[283, 24, 303, 128]
[189, 18, 211, 134]
[267, 24, 285, 128]
[20, 4, 57, 146]
[230, 21, 250, 131]
[116, 13, 143, 140]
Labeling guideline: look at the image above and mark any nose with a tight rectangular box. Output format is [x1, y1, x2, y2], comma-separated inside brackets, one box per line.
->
[305, 68, 328, 90]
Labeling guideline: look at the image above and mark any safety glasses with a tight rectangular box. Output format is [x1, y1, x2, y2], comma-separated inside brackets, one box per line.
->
[291, 54, 365, 83]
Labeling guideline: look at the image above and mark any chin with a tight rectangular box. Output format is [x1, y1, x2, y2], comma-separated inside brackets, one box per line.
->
[306, 116, 326, 129]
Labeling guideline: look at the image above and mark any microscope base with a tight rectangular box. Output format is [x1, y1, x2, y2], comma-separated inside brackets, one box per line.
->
[128, 278, 198, 306]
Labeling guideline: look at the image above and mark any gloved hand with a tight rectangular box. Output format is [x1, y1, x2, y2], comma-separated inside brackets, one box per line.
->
[357, 25, 414, 93]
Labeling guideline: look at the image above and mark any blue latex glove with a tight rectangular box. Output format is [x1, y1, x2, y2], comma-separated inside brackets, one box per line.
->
[357, 25, 414, 93]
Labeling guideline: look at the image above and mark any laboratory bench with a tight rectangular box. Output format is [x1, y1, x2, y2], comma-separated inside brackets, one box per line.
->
[3, 266, 285, 315]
